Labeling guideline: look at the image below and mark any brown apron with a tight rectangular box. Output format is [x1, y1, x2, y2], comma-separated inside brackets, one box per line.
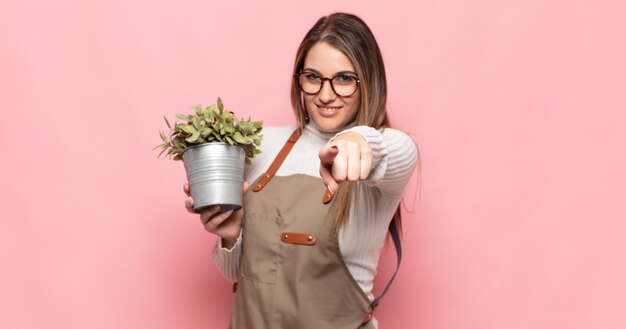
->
[229, 130, 376, 329]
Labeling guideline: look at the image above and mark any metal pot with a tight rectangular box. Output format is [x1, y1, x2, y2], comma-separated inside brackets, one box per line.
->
[182, 142, 245, 213]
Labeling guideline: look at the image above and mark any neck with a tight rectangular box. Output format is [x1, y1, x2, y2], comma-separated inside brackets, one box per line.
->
[305, 120, 356, 137]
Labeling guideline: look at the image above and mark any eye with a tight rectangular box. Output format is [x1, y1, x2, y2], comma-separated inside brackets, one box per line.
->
[302, 72, 320, 82]
[334, 74, 355, 85]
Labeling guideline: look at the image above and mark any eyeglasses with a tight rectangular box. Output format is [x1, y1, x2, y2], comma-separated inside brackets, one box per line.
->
[295, 70, 360, 97]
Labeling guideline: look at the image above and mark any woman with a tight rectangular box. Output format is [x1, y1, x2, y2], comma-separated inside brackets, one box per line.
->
[184, 13, 418, 328]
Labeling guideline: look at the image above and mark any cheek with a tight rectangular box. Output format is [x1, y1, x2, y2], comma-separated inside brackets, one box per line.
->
[303, 95, 315, 109]
[347, 95, 361, 115]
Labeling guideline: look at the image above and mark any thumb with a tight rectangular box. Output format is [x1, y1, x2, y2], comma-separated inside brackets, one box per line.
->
[319, 145, 339, 167]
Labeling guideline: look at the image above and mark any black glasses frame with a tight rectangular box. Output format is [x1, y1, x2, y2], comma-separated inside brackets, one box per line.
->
[295, 71, 361, 97]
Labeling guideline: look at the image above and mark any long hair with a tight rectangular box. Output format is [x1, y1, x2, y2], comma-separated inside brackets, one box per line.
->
[290, 13, 401, 233]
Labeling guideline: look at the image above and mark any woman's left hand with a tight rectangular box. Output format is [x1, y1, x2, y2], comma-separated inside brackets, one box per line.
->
[319, 132, 372, 193]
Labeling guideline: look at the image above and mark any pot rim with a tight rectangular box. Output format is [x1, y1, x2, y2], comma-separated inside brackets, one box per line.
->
[181, 142, 246, 156]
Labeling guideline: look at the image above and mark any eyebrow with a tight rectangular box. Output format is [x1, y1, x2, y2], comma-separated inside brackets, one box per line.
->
[302, 68, 358, 76]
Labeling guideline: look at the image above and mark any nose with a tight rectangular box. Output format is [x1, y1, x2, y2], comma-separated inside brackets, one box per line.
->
[318, 79, 336, 103]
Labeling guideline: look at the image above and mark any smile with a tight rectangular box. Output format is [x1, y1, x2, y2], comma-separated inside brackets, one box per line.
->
[316, 104, 342, 117]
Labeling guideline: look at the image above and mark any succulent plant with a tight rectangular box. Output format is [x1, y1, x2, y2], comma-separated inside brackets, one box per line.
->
[157, 97, 263, 163]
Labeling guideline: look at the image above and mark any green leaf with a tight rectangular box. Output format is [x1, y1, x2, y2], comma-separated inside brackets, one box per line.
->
[232, 132, 246, 144]
[186, 131, 200, 143]
[217, 97, 224, 113]
[176, 113, 190, 121]
[208, 104, 217, 114]
[179, 125, 196, 134]
[194, 104, 203, 115]
[173, 135, 185, 146]
[240, 122, 253, 134]
[164, 116, 172, 129]
[212, 130, 223, 142]
[201, 127, 212, 138]
[192, 116, 201, 129]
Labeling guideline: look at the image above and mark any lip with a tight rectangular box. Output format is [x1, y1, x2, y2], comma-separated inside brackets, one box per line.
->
[316, 104, 342, 117]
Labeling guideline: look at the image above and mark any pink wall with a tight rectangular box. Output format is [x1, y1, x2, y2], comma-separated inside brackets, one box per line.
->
[1, 0, 625, 328]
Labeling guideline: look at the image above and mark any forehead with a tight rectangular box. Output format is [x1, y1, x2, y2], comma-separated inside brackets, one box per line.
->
[303, 42, 355, 74]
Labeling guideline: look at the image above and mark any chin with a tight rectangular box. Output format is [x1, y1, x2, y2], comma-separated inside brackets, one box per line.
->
[312, 118, 344, 132]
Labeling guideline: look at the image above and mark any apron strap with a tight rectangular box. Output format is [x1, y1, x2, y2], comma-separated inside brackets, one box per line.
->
[252, 129, 334, 202]
[362, 220, 402, 325]
[252, 129, 301, 192]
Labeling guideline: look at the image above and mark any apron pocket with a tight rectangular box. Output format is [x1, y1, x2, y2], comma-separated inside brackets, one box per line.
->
[240, 211, 282, 284]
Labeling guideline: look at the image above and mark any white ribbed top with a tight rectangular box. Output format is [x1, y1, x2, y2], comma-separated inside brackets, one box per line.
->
[212, 121, 418, 325]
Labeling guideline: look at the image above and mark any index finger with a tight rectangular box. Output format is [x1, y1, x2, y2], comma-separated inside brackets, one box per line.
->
[319, 145, 339, 167]
[319, 162, 339, 194]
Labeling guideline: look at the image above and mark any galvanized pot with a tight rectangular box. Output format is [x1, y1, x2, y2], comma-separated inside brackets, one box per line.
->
[182, 142, 245, 213]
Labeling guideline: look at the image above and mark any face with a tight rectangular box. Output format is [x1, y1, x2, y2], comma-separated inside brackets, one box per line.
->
[301, 42, 360, 132]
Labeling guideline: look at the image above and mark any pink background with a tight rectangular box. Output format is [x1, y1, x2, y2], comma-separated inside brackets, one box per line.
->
[1, 0, 625, 328]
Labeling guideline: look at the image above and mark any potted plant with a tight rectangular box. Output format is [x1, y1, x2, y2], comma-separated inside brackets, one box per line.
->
[157, 97, 263, 213]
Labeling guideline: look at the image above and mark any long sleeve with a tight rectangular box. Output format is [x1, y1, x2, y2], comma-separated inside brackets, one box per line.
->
[334, 126, 419, 196]
[211, 233, 242, 283]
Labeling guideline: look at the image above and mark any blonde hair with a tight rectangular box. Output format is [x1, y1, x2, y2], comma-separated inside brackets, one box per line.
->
[290, 13, 402, 232]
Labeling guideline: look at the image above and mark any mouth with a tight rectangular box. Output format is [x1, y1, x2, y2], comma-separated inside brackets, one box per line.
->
[316, 104, 342, 117]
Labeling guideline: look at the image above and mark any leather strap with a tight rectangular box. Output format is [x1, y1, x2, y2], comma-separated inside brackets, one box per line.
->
[280, 232, 317, 245]
[322, 188, 334, 204]
[362, 219, 402, 325]
[252, 129, 301, 192]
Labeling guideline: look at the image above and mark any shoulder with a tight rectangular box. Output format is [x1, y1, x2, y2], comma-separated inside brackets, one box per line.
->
[248, 124, 298, 172]
[383, 129, 419, 179]
[380, 127, 414, 142]
[262, 124, 298, 137]
[259, 125, 298, 151]
[381, 127, 418, 154]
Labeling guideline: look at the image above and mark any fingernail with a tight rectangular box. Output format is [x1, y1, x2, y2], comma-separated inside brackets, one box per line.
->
[326, 184, 334, 194]
[224, 209, 234, 216]
[331, 146, 338, 150]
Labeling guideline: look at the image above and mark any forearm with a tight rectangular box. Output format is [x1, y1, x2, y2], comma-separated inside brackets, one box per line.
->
[334, 126, 418, 195]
